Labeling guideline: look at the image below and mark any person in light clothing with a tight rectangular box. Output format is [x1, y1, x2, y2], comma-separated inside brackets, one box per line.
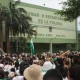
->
[42, 58, 56, 75]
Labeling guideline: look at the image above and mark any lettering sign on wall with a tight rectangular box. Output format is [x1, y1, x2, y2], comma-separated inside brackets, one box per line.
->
[18, 5, 76, 39]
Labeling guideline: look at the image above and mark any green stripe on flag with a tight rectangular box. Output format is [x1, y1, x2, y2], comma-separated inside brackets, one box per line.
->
[30, 39, 35, 55]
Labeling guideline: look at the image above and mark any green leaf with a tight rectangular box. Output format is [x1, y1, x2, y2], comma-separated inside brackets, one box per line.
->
[57, 0, 80, 21]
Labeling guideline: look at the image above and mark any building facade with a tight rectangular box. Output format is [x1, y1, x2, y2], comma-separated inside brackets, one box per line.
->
[0, 0, 77, 53]
[18, 2, 77, 53]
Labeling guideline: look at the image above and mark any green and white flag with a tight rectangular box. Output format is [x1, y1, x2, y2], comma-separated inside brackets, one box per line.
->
[30, 39, 35, 55]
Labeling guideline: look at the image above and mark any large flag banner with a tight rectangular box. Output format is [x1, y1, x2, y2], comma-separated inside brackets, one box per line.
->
[30, 39, 35, 55]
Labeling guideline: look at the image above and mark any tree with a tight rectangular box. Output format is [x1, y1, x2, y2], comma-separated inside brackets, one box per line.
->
[0, 4, 3, 50]
[13, 26, 37, 53]
[57, 0, 80, 21]
[15, 37, 30, 53]
[0, 0, 36, 53]
[0, 3, 9, 50]
[5, 0, 36, 53]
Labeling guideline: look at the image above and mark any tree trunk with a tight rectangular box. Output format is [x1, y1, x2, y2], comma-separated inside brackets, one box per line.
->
[0, 9, 3, 50]
[0, 21, 3, 50]
[5, 25, 10, 54]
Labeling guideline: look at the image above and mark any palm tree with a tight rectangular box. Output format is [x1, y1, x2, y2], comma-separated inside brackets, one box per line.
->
[5, 0, 36, 53]
[0, 0, 37, 53]
[0, 4, 3, 50]
[27, 26, 37, 39]
[0, 4, 9, 50]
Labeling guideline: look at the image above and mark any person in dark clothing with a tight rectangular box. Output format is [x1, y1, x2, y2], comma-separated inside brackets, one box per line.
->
[43, 69, 63, 80]
[19, 60, 29, 75]
[4, 71, 9, 78]
[68, 65, 80, 80]
[15, 59, 19, 70]
[10, 68, 15, 73]
[0, 69, 5, 79]
[68, 55, 80, 80]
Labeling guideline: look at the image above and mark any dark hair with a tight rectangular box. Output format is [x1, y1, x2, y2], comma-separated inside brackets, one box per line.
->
[69, 65, 80, 80]
[56, 64, 68, 78]
[5, 62, 8, 65]
[15, 60, 19, 70]
[73, 56, 79, 64]
[10, 68, 15, 72]
[19, 61, 29, 75]
[43, 69, 63, 80]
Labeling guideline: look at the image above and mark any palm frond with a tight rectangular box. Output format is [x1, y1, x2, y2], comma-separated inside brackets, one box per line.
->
[0, 3, 2, 8]
[18, 8, 27, 14]
[1, 0, 33, 38]
[2, 6, 10, 14]
[15, 0, 20, 6]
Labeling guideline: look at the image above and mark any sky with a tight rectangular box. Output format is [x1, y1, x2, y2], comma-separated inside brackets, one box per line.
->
[20, 0, 66, 10]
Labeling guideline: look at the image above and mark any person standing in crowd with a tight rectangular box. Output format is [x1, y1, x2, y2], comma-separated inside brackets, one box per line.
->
[24, 64, 43, 80]
[68, 55, 80, 80]
[43, 69, 63, 80]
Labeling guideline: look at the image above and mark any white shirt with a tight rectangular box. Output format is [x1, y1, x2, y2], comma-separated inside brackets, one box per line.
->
[0, 64, 4, 68]
[4, 65, 12, 72]
[12, 76, 24, 80]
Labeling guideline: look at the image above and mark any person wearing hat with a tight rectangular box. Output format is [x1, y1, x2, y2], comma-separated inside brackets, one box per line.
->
[42, 58, 56, 75]
[24, 64, 43, 80]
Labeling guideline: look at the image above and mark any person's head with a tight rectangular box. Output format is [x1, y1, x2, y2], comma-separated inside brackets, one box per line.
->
[8, 72, 15, 78]
[69, 65, 80, 80]
[10, 68, 15, 73]
[72, 55, 80, 64]
[63, 58, 71, 68]
[24, 64, 43, 80]
[52, 53, 56, 58]
[19, 61, 29, 75]
[43, 69, 63, 80]
[5, 62, 8, 65]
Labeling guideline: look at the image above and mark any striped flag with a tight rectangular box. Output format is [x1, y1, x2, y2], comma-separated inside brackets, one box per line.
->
[30, 39, 35, 55]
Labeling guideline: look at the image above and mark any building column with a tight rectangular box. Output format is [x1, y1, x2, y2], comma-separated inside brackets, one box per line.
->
[50, 39, 52, 53]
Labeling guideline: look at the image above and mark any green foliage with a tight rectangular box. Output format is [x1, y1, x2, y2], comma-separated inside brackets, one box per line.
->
[0, 0, 37, 52]
[15, 37, 30, 53]
[57, 0, 80, 21]
[8, 0, 32, 35]
[27, 26, 37, 39]
[0, 0, 37, 37]
[0, 0, 33, 36]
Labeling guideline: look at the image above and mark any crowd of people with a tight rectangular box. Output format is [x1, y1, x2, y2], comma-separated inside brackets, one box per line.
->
[0, 50, 80, 80]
